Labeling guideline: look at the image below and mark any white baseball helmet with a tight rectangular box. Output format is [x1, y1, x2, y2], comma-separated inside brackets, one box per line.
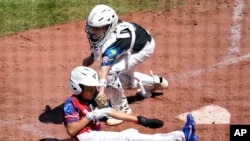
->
[85, 4, 118, 48]
[69, 66, 100, 95]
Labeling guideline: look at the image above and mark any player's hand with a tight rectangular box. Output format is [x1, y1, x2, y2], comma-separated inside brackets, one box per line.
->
[137, 116, 164, 128]
[86, 107, 112, 121]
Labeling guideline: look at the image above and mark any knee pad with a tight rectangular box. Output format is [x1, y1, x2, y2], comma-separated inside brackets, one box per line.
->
[118, 73, 139, 89]
[106, 69, 118, 84]
[105, 86, 123, 106]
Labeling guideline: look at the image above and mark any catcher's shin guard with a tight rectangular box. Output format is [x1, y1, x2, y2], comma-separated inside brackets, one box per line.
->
[119, 96, 132, 114]
[104, 83, 132, 125]
[106, 95, 132, 125]
[135, 71, 169, 98]
[106, 98, 132, 126]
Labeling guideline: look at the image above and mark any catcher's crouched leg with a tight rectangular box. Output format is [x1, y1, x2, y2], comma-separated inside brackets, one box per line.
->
[106, 96, 132, 126]
[104, 86, 132, 126]
[119, 96, 132, 114]
[119, 72, 168, 98]
[134, 71, 169, 98]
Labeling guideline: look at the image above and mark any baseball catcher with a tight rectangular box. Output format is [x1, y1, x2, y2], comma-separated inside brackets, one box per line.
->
[63, 66, 198, 141]
[82, 4, 169, 125]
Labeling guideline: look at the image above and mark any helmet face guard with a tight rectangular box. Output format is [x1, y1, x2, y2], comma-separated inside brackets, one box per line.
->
[85, 4, 118, 49]
[85, 25, 109, 49]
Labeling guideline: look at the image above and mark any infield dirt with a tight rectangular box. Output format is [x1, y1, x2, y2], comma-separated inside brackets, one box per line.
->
[1, 0, 250, 140]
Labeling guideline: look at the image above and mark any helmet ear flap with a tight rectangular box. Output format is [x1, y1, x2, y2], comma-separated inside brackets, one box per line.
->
[79, 84, 84, 93]
[69, 79, 82, 95]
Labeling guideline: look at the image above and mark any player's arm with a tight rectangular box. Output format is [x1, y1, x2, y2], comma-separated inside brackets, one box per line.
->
[107, 109, 164, 128]
[98, 47, 118, 94]
[64, 99, 91, 137]
[65, 117, 90, 137]
[108, 109, 137, 121]
[98, 65, 110, 95]
[94, 95, 163, 129]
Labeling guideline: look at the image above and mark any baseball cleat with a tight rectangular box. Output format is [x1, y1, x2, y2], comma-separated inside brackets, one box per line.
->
[120, 96, 132, 114]
[120, 104, 132, 114]
[106, 117, 123, 126]
[152, 76, 169, 92]
[150, 70, 169, 92]
[137, 75, 168, 98]
[182, 114, 198, 141]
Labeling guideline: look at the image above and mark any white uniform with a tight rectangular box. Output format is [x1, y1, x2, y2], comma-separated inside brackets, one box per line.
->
[63, 93, 190, 141]
[77, 128, 186, 141]
[93, 22, 166, 111]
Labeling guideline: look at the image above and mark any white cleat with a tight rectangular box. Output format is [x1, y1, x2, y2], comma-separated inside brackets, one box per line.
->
[106, 117, 124, 126]
[153, 76, 169, 92]
[137, 71, 169, 98]
[150, 70, 169, 92]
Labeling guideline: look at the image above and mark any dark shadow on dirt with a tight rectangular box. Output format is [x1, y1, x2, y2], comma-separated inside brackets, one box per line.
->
[39, 103, 64, 124]
[151, 92, 164, 98]
[38, 92, 163, 124]
[127, 93, 145, 104]
[39, 138, 70, 141]
[127, 92, 163, 104]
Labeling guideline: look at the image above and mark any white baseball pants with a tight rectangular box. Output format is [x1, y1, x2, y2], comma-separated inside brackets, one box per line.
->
[105, 38, 157, 106]
[77, 128, 186, 141]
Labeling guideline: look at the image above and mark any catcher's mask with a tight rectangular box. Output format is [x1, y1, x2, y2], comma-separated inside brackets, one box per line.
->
[85, 4, 118, 49]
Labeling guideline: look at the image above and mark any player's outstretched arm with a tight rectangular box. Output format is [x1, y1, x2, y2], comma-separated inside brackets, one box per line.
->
[108, 109, 164, 128]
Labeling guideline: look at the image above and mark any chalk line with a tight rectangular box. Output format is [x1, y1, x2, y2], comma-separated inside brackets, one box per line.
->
[227, 0, 246, 59]
[171, 0, 247, 81]
[17, 122, 57, 138]
[170, 52, 250, 80]
[0, 119, 57, 138]
[175, 1, 247, 124]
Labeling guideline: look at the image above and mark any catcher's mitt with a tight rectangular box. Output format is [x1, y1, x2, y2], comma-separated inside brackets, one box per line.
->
[94, 94, 111, 108]
[137, 116, 164, 128]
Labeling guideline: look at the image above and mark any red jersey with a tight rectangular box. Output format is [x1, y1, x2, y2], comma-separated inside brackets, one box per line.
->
[63, 95, 101, 138]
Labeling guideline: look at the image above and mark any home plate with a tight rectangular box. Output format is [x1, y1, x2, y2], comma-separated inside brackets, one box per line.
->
[176, 104, 231, 124]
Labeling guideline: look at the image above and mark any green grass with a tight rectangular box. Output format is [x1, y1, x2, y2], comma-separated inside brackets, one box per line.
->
[0, 0, 185, 37]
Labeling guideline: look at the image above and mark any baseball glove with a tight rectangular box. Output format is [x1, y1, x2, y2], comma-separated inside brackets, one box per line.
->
[137, 116, 164, 128]
[94, 94, 111, 108]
